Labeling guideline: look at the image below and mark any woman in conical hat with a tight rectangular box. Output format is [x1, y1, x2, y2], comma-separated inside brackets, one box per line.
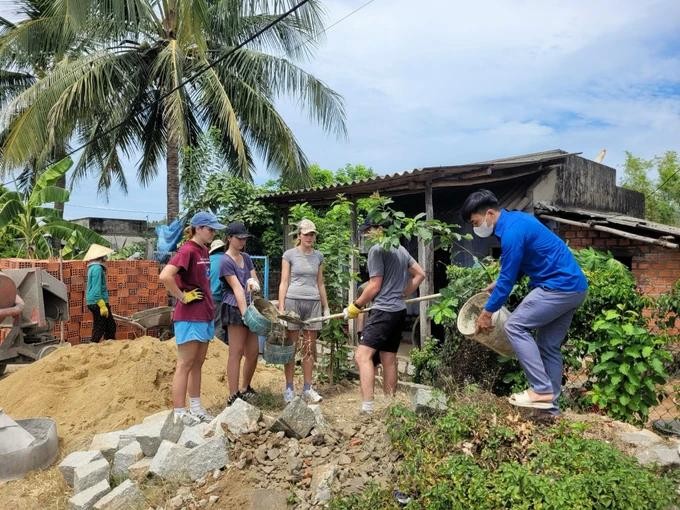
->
[84, 244, 116, 343]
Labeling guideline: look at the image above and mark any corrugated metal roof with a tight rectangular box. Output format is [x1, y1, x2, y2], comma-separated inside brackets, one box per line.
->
[535, 203, 680, 248]
[262, 149, 575, 205]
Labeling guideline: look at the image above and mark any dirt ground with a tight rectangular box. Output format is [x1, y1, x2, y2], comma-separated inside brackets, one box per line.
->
[1, 336, 676, 509]
[0, 336, 390, 509]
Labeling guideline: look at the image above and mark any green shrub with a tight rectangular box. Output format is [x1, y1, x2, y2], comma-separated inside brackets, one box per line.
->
[332, 398, 678, 509]
[416, 247, 676, 425]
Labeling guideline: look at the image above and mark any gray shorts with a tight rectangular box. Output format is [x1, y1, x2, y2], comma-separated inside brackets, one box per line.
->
[284, 298, 322, 331]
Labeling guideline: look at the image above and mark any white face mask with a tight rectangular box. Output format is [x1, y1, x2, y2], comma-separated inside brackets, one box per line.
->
[473, 214, 494, 238]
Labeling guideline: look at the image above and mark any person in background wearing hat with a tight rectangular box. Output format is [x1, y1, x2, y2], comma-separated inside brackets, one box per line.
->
[84, 243, 116, 343]
[208, 239, 227, 344]
[159, 211, 225, 425]
[278, 218, 329, 403]
[345, 218, 425, 414]
[462, 189, 588, 413]
[220, 221, 262, 406]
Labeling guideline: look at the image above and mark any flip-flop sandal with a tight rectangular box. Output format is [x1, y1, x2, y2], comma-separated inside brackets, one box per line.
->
[652, 419, 680, 437]
[508, 390, 554, 410]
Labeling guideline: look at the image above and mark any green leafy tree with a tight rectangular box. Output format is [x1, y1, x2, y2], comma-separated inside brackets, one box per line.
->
[288, 197, 359, 382]
[0, 0, 346, 220]
[0, 157, 109, 258]
[620, 151, 680, 225]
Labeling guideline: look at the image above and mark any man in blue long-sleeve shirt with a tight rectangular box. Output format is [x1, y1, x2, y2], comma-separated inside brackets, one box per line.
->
[461, 190, 588, 412]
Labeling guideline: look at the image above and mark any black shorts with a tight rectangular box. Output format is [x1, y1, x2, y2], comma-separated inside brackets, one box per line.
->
[360, 309, 407, 353]
[221, 303, 245, 328]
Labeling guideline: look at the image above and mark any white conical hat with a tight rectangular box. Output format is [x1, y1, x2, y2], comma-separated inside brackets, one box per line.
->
[83, 244, 114, 261]
[209, 239, 225, 254]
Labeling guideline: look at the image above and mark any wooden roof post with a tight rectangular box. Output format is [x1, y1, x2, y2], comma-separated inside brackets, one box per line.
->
[282, 206, 291, 252]
[349, 198, 358, 345]
[418, 180, 434, 344]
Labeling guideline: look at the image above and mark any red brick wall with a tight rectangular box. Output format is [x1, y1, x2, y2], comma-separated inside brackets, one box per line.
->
[0, 258, 168, 344]
[557, 225, 679, 296]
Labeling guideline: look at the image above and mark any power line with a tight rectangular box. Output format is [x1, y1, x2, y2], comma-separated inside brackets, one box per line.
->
[3, 0, 379, 200]
[1, 0, 314, 187]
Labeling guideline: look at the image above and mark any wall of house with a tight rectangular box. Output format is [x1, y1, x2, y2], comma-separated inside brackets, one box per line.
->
[556, 224, 679, 296]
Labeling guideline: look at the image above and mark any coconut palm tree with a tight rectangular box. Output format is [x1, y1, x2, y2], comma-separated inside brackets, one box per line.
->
[0, 0, 346, 220]
[0, 0, 84, 218]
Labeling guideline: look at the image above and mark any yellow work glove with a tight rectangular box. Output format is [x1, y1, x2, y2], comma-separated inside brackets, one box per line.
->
[343, 302, 362, 320]
[182, 289, 203, 304]
[96, 299, 109, 318]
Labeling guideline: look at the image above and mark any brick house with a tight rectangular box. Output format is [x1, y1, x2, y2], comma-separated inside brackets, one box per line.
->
[262, 149, 680, 340]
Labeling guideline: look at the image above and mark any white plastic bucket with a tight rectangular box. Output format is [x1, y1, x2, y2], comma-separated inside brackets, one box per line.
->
[456, 292, 515, 358]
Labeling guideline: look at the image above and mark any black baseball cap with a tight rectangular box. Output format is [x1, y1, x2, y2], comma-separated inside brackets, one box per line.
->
[226, 221, 252, 238]
[359, 216, 386, 233]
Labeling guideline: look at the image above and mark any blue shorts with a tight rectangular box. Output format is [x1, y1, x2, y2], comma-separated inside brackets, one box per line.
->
[174, 321, 215, 345]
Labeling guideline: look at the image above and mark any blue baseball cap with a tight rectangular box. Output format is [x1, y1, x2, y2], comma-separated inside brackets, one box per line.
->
[190, 211, 225, 230]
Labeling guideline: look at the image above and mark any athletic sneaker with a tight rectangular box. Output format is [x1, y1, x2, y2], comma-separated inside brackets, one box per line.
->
[173, 412, 202, 427]
[240, 386, 257, 401]
[189, 408, 214, 423]
[302, 387, 322, 404]
[283, 387, 295, 403]
[226, 392, 241, 406]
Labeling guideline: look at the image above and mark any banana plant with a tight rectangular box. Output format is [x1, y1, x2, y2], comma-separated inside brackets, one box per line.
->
[0, 157, 109, 258]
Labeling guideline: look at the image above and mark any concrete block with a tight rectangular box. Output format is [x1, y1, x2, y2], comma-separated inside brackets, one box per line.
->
[184, 437, 229, 481]
[127, 457, 152, 482]
[177, 422, 210, 448]
[111, 441, 143, 479]
[208, 399, 260, 436]
[311, 463, 338, 504]
[59, 451, 104, 488]
[89, 431, 124, 462]
[308, 404, 330, 433]
[149, 437, 228, 482]
[149, 440, 189, 480]
[412, 388, 448, 415]
[68, 479, 110, 510]
[73, 457, 110, 494]
[93, 479, 144, 510]
[120, 410, 183, 457]
[270, 397, 315, 439]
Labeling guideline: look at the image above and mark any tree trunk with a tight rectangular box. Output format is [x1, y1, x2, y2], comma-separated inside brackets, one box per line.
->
[166, 136, 180, 221]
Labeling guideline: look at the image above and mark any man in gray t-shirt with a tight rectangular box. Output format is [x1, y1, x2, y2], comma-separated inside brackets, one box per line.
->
[344, 219, 426, 414]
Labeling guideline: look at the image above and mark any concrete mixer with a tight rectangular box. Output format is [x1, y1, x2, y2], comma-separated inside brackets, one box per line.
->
[0, 268, 69, 375]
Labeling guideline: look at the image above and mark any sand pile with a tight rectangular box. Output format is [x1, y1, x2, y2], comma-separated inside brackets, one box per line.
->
[0, 337, 276, 450]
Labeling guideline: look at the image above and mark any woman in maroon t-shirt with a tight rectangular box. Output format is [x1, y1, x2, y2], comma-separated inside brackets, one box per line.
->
[159, 211, 225, 425]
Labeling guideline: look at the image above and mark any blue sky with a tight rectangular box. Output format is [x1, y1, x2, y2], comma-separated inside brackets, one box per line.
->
[2, 0, 679, 221]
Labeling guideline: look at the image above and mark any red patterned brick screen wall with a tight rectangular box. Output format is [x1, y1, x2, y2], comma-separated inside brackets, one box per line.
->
[0, 258, 168, 344]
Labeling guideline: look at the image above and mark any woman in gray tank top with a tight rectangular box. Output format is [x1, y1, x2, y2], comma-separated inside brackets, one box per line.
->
[277, 219, 329, 404]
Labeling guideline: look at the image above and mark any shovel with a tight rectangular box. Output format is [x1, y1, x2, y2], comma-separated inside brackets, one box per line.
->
[304, 293, 442, 325]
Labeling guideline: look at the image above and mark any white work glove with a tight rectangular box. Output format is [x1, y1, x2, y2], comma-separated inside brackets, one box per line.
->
[246, 278, 261, 293]
[322, 307, 331, 325]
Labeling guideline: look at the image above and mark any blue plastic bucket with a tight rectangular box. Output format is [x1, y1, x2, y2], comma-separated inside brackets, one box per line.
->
[263, 342, 296, 364]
